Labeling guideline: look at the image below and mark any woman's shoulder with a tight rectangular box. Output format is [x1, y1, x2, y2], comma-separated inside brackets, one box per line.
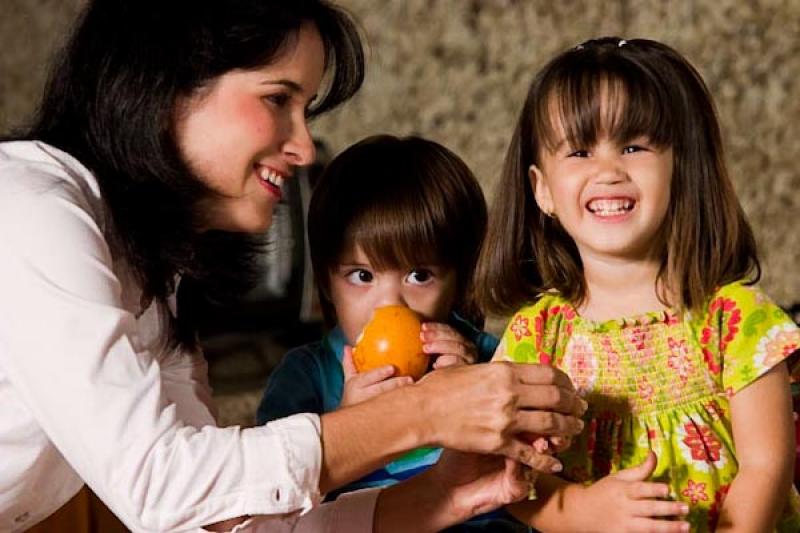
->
[0, 141, 104, 224]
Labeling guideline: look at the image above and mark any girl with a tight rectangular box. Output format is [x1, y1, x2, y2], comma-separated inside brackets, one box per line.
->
[257, 134, 531, 532]
[0, 0, 585, 530]
[477, 37, 800, 532]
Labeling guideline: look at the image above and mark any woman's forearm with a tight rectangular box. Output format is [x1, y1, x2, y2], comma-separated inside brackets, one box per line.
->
[319, 385, 426, 492]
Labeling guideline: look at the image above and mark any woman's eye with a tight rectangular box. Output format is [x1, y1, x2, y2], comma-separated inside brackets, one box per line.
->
[406, 269, 434, 285]
[264, 93, 290, 107]
[345, 269, 373, 285]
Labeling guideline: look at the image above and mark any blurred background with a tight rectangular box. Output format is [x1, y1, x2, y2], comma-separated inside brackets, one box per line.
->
[2, 0, 798, 423]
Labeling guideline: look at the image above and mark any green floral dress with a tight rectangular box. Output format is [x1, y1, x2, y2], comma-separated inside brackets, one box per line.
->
[497, 281, 800, 532]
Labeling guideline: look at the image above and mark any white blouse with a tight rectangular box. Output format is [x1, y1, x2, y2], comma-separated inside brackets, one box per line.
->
[0, 141, 377, 532]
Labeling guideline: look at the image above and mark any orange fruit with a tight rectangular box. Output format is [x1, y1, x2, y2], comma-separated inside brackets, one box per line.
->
[352, 305, 429, 380]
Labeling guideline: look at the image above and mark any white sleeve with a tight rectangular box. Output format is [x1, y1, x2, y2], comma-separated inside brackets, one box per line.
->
[0, 167, 322, 530]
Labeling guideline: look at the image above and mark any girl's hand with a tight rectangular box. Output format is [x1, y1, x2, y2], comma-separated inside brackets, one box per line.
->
[575, 452, 690, 532]
[421, 322, 478, 369]
[340, 345, 413, 407]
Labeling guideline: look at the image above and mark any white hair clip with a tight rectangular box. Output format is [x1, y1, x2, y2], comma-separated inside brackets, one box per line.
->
[618, 39, 627, 47]
[575, 43, 584, 51]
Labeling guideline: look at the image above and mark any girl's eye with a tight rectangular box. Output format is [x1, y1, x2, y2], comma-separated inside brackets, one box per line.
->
[345, 269, 373, 285]
[406, 268, 434, 285]
[622, 145, 646, 154]
[567, 149, 590, 158]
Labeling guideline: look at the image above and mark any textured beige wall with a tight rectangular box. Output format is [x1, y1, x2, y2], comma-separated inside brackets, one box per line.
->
[2, 0, 798, 306]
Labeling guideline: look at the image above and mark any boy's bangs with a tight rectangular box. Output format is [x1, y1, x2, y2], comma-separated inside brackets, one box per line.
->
[347, 202, 445, 271]
[535, 62, 675, 154]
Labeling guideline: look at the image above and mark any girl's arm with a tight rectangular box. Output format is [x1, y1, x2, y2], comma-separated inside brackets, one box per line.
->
[507, 453, 690, 532]
[716, 362, 795, 532]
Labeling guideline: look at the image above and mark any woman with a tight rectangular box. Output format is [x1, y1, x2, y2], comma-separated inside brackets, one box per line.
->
[0, 0, 586, 531]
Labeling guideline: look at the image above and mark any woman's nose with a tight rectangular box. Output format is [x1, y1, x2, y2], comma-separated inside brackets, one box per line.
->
[283, 117, 316, 166]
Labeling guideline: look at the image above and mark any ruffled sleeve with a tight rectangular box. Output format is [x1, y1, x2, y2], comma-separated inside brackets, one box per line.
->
[495, 294, 565, 365]
[702, 282, 800, 395]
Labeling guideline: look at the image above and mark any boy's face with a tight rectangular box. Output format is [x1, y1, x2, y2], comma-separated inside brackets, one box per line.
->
[329, 243, 458, 346]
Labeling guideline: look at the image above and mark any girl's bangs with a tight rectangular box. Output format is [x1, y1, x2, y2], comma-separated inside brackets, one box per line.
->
[535, 60, 676, 154]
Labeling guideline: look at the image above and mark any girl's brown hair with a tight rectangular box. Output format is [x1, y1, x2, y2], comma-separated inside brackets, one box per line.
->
[308, 134, 488, 327]
[476, 37, 760, 316]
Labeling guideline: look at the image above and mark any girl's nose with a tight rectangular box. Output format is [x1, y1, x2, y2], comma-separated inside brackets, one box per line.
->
[593, 156, 629, 184]
[374, 283, 407, 309]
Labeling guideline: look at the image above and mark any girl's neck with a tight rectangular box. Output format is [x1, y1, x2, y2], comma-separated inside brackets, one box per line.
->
[578, 254, 668, 322]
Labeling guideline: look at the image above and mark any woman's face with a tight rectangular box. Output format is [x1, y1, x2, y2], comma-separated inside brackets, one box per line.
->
[175, 22, 324, 233]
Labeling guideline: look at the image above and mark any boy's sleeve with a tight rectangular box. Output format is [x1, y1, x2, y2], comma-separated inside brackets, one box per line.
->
[256, 347, 324, 425]
[713, 283, 800, 394]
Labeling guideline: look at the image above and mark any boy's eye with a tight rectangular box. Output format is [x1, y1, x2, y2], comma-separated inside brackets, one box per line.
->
[406, 268, 434, 285]
[345, 269, 373, 285]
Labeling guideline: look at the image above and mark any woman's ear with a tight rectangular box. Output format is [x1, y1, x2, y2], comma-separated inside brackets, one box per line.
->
[528, 164, 554, 216]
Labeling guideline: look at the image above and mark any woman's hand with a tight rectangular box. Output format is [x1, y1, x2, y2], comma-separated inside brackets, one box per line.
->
[340, 346, 413, 407]
[414, 362, 587, 472]
[572, 452, 690, 532]
[375, 450, 530, 533]
[420, 322, 478, 369]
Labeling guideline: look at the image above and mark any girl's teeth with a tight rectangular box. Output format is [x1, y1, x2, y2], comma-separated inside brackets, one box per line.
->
[587, 199, 634, 216]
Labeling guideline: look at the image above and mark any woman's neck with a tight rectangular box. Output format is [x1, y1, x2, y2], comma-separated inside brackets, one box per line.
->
[578, 254, 667, 322]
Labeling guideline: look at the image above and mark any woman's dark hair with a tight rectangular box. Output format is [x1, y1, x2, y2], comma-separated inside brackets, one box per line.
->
[14, 0, 364, 346]
[308, 134, 488, 327]
[476, 37, 760, 316]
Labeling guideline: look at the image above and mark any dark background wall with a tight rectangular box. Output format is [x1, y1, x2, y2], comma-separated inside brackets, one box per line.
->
[2, 0, 798, 307]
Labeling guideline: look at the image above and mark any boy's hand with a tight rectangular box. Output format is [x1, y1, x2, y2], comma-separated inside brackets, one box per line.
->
[340, 345, 413, 407]
[421, 322, 478, 369]
[573, 452, 690, 532]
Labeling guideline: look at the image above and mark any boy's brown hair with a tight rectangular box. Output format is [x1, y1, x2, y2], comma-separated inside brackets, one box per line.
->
[476, 37, 760, 316]
[308, 134, 488, 327]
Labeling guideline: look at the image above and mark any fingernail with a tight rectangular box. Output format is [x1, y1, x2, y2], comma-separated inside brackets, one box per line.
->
[550, 462, 562, 473]
[576, 419, 585, 431]
[680, 505, 689, 514]
[578, 398, 588, 414]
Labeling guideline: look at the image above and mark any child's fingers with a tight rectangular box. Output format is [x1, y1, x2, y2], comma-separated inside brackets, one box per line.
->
[350, 365, 396, 386]
[342, 346, 358, 380]
[632, 499, 689, 518]
[431, 354, 473, 369]
[627, 480, 671, 500]
[612, 450, 657, 482]
[549, 435, 572, 453]
[366, 375, 414, 395]
[424, 339, 476, 362]
[628, 517, 690, 533]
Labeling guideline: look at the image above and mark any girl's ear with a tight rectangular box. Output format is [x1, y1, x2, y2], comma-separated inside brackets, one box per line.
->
[528, 164, 555, 216]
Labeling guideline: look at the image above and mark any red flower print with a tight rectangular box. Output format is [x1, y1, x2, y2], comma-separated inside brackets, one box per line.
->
[702, 346, 721, 375]
[668, 338, 695, 383]
[538, 351, 552, 365]
[647, 428, 657, 441]
[707, 483, 730, 530]
[682, 423, 722, 463]
[511, 315, 531, 341]
[664, 312, 679, 326]
[681, 479, 709, 505]
[637, 377, 655, 402]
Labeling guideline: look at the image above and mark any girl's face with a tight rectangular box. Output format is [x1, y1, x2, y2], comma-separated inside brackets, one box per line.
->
[174, 23, 324, 233]
[329, 243, 458, 346]
[530, 120, 673, 264]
